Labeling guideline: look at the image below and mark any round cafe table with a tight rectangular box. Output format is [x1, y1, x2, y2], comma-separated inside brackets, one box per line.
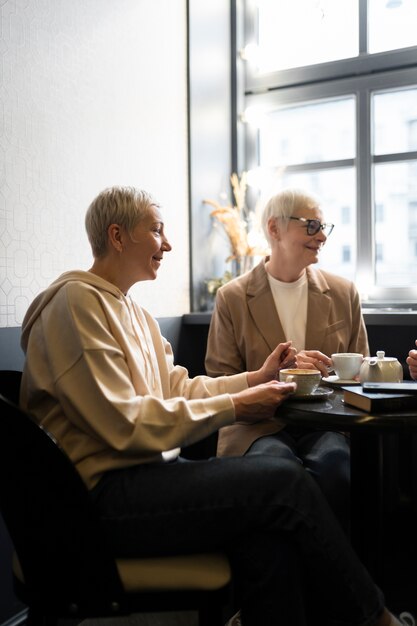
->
[276, 384, 417, 584]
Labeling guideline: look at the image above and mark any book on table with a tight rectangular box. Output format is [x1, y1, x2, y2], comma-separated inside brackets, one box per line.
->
[342, 385, 417, 412]
[362, 381, 417, 394]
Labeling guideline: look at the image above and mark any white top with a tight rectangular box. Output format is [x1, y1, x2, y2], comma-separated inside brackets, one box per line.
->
[267, 271, 308, 352]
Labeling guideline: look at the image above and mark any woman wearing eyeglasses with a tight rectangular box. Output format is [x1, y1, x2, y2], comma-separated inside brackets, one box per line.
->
[205, 187, 369, 531]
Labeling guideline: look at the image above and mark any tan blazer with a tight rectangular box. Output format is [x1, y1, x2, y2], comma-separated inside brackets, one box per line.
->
[205, 259, 369, 457]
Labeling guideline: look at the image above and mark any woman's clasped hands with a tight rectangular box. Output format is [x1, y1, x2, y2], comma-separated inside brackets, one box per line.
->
[232, 341, 297, 423]
[294, 349, 332, 377]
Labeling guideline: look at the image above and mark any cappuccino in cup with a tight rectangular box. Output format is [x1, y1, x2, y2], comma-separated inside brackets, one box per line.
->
[279, 368, 321, 396]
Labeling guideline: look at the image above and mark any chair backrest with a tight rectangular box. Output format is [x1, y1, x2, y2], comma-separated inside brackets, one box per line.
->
[0, 370, 23, 405]
[0, 393, 126, 618]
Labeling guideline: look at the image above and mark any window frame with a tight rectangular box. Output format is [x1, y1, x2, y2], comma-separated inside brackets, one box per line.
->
[240, 0, 417, 306]
[243, 0, 417, 93]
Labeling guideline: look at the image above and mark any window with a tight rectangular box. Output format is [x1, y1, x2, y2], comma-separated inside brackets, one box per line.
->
[342, 245, 351, 264]
[249, 0, 358, 73]
[368, 0, 417, 54]
[341, 206, 350, 225]
[376, 243, 384, 263]
[375, 204, 384, 223]
[239, 0, 417, 305]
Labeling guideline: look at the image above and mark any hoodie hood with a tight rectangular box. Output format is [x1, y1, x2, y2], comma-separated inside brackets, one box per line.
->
[21, 270, 122, 352]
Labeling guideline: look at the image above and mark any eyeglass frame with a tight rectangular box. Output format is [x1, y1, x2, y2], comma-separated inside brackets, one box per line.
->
[288, 216, 334, 237]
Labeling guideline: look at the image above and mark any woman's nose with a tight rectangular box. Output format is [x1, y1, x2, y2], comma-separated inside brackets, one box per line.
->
[162, 238, 172, 251]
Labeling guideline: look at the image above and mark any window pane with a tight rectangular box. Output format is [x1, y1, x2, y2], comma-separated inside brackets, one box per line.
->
[255, 0, 358, 73]
[373, 88, 417, 155]
[368, 0, 417, 54]
[259, 98, 355, 166]
[374, 161, 417, 287]
[279, 168, 356, 281]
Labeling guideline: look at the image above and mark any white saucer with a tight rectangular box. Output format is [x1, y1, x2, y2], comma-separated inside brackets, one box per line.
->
[288, 388, 334, 401]
[322, 375, 361, 387]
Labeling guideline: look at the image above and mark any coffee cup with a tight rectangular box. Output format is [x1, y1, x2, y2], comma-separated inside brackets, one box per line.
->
[279, 368, 321, 396]
[331, 353, 363, 381]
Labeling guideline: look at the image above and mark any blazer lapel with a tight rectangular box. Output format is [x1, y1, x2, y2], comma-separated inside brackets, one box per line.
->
[247, 260, 286, 352]
[305, 268, 332, 350]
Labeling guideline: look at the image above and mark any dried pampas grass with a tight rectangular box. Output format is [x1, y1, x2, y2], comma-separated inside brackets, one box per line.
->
[204, 172, 266, 263]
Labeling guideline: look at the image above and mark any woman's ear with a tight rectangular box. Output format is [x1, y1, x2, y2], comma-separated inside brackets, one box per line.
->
[268, 217, 281, 241]
[108, 224, 123, 253]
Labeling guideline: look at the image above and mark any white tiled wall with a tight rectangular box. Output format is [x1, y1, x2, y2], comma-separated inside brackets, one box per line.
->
[0, 0, 189, 327]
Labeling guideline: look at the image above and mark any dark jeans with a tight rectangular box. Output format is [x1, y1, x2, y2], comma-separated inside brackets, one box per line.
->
[247, 428, 351, 532]
[90, 455, 384, 626]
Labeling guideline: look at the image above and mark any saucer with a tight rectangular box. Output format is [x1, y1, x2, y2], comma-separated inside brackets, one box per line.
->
[322, 375, 361, 387]
[288, 388, 334, 401]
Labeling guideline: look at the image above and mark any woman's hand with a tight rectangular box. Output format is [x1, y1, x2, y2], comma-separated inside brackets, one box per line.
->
[295, 349, 332, 377]
[231, 380, 296, 423]
[247, 341, 296, 388]
[406, 340, 417, 380]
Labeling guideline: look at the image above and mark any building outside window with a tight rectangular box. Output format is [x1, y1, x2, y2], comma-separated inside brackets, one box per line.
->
[341, 206, 351, 225]
[342, 245, 351, 264]
[238, 0, 417, 305]
[375, 204, 384, 223]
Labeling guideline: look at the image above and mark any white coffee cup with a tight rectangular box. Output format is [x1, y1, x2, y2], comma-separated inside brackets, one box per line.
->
[279, 368, 321, 396]
[331, 353, 364, 381]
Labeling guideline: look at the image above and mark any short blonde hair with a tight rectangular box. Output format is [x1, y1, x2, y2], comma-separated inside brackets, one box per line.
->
[85, 186, 160, 258]
[261, 188, 320, 244]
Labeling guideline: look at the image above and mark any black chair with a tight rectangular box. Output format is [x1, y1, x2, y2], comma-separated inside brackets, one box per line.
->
[0, 371, 232, 626]
[0, 369, 22, 404]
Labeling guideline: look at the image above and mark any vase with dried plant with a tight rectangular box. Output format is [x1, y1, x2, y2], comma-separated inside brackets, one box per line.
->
[203, 172, 267, 284]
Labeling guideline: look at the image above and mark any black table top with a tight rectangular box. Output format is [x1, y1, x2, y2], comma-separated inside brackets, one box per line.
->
[277, 385, 417, 432]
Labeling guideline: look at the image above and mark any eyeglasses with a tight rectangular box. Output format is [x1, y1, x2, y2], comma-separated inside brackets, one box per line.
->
[289, 216, 334, 237]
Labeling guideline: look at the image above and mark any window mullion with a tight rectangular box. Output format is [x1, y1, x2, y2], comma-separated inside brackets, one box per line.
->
[359, 0, 368, 55]
[356, 88, 374, 295]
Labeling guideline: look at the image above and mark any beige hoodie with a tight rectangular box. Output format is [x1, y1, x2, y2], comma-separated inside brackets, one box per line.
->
[20, 271, 247, 488]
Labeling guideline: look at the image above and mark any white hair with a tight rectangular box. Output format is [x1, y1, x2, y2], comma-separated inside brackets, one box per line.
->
[261, 188, 321, 244]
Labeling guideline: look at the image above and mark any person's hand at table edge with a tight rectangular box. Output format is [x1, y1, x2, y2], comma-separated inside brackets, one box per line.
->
[231, 380, 296, 424]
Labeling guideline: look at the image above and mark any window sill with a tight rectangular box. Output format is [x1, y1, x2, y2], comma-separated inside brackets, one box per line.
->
[362, 309, 417, 326]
